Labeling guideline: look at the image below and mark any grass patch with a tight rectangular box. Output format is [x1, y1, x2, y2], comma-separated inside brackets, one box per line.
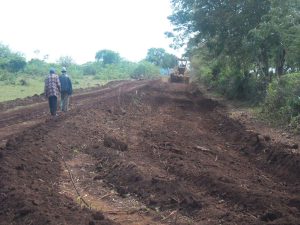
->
[0, 77, 43, 102]
[0, 76, 109, 102]
[72, 76, 107, 89]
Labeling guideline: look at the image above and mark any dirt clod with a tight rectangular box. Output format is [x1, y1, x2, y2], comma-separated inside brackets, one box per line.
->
[260, 211, 282, 222]
[263, 135, 271, 141]
[104, 135, 128, 151]
[93, 212, 105, 220]
[291, 143, 299, 149]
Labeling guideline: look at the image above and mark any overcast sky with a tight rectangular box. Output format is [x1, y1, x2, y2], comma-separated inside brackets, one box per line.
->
[0, 0, 183, 64]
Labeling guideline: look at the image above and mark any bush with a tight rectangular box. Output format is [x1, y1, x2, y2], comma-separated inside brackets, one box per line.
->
[197, 65, 263, 102]
[24, 59, 48, 76]
[221, 72, 263, 102]
[0, 70, 17, 84]
[263, 73, 300, 129]
[130, 61, 160, 79]
[83, 63, 97, 75]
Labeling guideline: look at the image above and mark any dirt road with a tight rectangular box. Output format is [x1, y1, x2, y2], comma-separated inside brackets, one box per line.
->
[0, 80, 299, 225]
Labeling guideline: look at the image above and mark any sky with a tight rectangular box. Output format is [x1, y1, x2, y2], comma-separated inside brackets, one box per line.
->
[0, 0, 183, 64]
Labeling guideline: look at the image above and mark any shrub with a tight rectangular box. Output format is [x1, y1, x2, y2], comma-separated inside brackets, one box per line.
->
[263, 73, 300, 128]
[0, 70, 17, 84]
[130, 61, 160, 79]
[24, 59, 48, 76]
[83, 64, 97, 75]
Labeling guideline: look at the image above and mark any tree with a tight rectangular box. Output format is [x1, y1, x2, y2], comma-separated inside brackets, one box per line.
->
[0, 44, 26, 72]
[162, 53, 178, 69]
[145, 48, 166, 66]
[57, 56, 75, 67]
[7, 56, 26, 72]
[246, 0, 300, 77]
[0, 44, 11, 58]
[25, 59, 48, 76]
[95, 50, 121, 65]
[169, 0, 300, 74]
[168, 0, 300, 101]
[145, 48, 178, 68]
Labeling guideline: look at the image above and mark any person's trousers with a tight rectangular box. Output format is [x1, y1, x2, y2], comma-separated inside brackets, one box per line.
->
[60, 92, 70, 112]
[48, 96, 57, 116]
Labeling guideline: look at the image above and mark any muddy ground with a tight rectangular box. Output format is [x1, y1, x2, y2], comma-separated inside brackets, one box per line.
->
[0, 80, 299, 225]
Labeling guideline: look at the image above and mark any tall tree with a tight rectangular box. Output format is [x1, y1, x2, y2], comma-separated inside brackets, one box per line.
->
[162, 53, 178, 69]
[145, 48, 178, 68]
[169, 0, 270, 56]
[145, 48, 166, 66]
[95, 50, 121, 65]
[169, 0, 300, 87]
[246, 0, 300, 78]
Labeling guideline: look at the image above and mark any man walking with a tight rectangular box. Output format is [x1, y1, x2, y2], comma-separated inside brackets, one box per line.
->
[59, 67, 73, 112]
[44, 68, 61, 116]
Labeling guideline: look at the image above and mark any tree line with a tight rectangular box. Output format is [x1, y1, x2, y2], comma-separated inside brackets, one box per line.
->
[168, 0, 299, 95]
[168, 0, 300, 130]
[0, 45, 179, 84]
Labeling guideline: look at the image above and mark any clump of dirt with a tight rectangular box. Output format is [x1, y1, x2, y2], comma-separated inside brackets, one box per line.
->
[103, 135, 128, 151]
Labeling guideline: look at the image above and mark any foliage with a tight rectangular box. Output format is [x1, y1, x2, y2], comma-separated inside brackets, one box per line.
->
[145, 48, 166, 66]
[247, 0, 300, 76]
[95, 49, 121, 65]
[0, 44, 26, 73]
[57, 56, 75, 67]
[93, 64, 129, 80]
[82, 62, 98, 75]
[168, 0, 300, 109]
[0, 45, 174, 102]
[130, 61, 160, 79]
[161, 53, 178, 69]
[145, 48, 178, 68]
[0, 69, 17, 84]
[263, 73, 300, 130]
[24, 59, 48, 76]
[81, 61, 136, 80]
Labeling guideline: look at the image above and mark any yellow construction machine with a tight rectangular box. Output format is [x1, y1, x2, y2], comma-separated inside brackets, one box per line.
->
[170, 58, 189, 84]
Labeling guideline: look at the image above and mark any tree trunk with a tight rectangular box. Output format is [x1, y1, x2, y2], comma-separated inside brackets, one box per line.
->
[276, 48, 286, 77]
[260, 46, 270, 85]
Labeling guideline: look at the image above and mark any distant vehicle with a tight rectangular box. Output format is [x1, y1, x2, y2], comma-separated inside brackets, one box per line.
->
[169, 58, 189, 83]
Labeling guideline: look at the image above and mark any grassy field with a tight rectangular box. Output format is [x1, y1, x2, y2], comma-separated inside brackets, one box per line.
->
[0, 76, 107, 102]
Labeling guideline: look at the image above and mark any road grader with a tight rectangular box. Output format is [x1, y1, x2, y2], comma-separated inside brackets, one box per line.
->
[169, 58, 189, 84]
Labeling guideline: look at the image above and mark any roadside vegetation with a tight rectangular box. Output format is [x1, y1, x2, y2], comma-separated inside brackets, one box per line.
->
[0, 45, 177, 102]
[168, 0, 300, 131]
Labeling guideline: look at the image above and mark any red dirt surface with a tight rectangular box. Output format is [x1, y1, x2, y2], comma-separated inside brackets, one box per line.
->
[0, 80, 299, 225]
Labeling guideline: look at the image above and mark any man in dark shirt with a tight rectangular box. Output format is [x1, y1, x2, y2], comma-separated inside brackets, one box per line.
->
[59, 67, 73, 112]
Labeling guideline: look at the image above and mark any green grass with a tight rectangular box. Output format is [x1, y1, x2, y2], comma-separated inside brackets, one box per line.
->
[0, 76, 108, 102]
[72, 76, 107, 89]
[0, 77, 44, 102]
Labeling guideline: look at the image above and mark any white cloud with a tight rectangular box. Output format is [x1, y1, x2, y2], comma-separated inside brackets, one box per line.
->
[0, 0, 183, 64]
